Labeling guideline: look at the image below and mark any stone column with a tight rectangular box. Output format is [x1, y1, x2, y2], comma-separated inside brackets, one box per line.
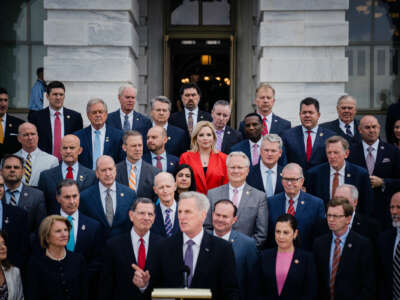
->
[43, 0, 141, 124]
[257, 0, 349, 124]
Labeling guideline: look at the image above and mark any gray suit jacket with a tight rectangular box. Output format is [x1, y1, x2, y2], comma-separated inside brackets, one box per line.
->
[15, 148, 59, 187]
[3, 184, 46, 233]
[115, 159, 160, 201]
[206, 183, 268, 247]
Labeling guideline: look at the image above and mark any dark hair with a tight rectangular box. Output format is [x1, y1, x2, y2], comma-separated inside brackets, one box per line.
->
[130, 198, 155, 212]
[174, 164, 197, 199]
[0, 88, 8, 96]
[300, 97, 320, 112]
[47, 81, 65, 95]
[56, 179, 79, 196]
[275, 214, 299, 247]
[0, 231, 11, 270]
[36, 67, 44, 77]
[179, 82, 201, 97]
[244, 112, 263, 124]
[213, 199, 237, 217]
[1, 154, 24, 169]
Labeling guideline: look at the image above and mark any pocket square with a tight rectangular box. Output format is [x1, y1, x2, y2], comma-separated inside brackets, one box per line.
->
[382, 158, 391, 163]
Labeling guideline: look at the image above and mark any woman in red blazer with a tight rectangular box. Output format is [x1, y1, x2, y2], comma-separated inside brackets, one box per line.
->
[179, 121, 228, 195]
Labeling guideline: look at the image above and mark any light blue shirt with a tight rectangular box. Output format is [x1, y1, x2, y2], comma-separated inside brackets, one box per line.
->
[28, 80, 46, 111]
[284, 192, 300, 212]
[4, 183, 23, 205]
[302, 125, 318, 152]
[329, 227, 350, 275]
[126, 159, 142, 187]
[150, 151, 167, 171]
[61, 161, 79, 180]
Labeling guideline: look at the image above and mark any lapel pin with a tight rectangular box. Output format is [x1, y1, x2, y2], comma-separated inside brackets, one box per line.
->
[294, 259, 299, 264]
[4, 217, 9, 224]
[8, 124, 12, 127]
[301, 201, 304, 205]
[200, 115, 204, 119]
[105, 137, 109, 143]
[120, 193, 124, 197]
[66, 115, 70, 119]
[348, 243, 352, 248]
[24, 192, 28, 197]
[81, 224, 86, 231]
[79, 175, 84, 181]
[320, 132, 324, 137]
[347, 173, 351, 178]
[205, 248, 210, 252]
[356, 222, 360, 225]
[227, 131, 231, 134]
[170, 162, 174, 166]
[246, 190, 250, 195]
[168, 136, 171, 140]
[380, 146, 384, 150]
[230, 239, 235, 243]
[274, 119, 278, 122]
[136, 118, 139, 121]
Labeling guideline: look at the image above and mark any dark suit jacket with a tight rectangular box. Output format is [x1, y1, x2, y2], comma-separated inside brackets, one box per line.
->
[165, 124, 188, 157]
[115, 160, 160, 201]
[79, 182, 136, 239]
[0, 114, 24, 159]
[29, 107, 83, 154]
[230, 139, 287, 166]
[106, 109, 152, 138]
[150, 203, 180, 237]
[305, 161, 373, 215]
[259, 248, 317, 300]
[320, 119, 361, 144]
[313, 231, 376, 300]
[150, 231, 240, 300]
[38, 163, 97, 214]
[246, 163, 284, 195]
[220, 125, 242, 154]
[98, 231, 163, 300]
[74, 125, 124, 169]
[239, 113, 291, 137]
[281, 125, 336, 170]
[377, 227, 396, 300]
[267, 191, 325, 250]
[348, 140, 400, 228]
[142, 152, 179, 174]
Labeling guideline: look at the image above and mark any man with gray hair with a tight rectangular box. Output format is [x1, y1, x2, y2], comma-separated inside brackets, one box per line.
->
[205, 151, 268, 248]
[107, 84, 151, 138]
[132, 191, 240, 299]
[74, 98, 124, 169]
[247, 134, 285, 197]
[149, 96, 187, 156]
[211, 100, 242, 153]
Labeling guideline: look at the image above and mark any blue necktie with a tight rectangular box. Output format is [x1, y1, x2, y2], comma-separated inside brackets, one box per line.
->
[164, 208, 173, 236]
[66, 216, 75, 251]
[93, 130, 101, 170]
[345, 124, 353, 137]
[266, 169, 274, 197]
[123, 114, 130, 131]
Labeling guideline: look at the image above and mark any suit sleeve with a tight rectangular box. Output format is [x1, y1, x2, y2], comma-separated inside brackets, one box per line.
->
[254, 193, 268, 248]
[35, 192, 47, 230]
[220, 243, 240, 300]
[244, 241, 259, 300]
[358, 239, 376, 300]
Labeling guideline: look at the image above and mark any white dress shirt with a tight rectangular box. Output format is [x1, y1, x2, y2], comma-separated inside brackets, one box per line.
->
[229, 183, 245, 207]
[329, 163, 346, 198]
[120, 110, 133, 129]
[160, 200, 177, 226]
[131, 227, 150, 261]
[285, 192, 301, 212]
[213, 230, 231, 241]
[60, 209, 79, 242]
[99, 181, 117, 216]
[260, 162, 278, 194]
[362, 139, 379, 162]
[61, 161, 79, 180]
[184, 107, 199, 129]
[91, 125, 106, 156]
[183, 229, 204, 276]
[49, 106, 65, 150]
[152, 121, 168, 131]
[302, 125, 318, 152]
[339, 119, 355, 136]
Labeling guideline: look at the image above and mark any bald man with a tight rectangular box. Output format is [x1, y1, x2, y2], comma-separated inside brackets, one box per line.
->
[348, 115, 400, 228]
[151, 172, 181, 237]
[38, 134, 97, 213]
[15, 122, 59, 186]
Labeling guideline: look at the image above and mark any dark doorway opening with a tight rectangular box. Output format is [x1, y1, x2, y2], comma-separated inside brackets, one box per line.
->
[169, 38, 231, 113]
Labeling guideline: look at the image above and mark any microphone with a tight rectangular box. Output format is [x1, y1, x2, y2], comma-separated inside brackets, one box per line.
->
[182, 265, 191, 289]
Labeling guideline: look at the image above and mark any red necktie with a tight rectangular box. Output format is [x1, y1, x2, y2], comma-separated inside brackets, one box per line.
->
[287, 199, 295, 216]
[53, 112, 62, 161]
[138, 238, 146, 269]
[262, 116, 269, 135]
[330, 238, 341, 300]
[331, 172, 339, 199]
[306, 130, 312, 161]
[66, 166, 73, 179]
[156, 156, 162, 170]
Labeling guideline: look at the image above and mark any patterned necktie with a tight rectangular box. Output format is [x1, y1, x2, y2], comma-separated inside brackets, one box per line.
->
[188, 112, 194, 135]
[251, 143, 259, 166]
[53, 112, 62, 160]
[262, 116, 269, 135]
[393, 241, 400, 300]
[232, 188, 239, 207]
[24, 154, 32, 184]
[138, 237, 146, 270]
[331, 172, 339, 199]
[216, 130, 224, 151]
[184, 240, 195, 286]
[66, 216, 75, 251]
[366, 146, 375, 175]
[123, 114, 130, 131]
[105, 188, 114, 226]
[306, 130, 312, 161]
[287, 199, 295, 216]
[164, 208, 173, 236]
[266, 169, 274, 197]
[0, 117, 4, 144]
[156, 155, 163, 170]
[345, 124, 353, 137]
[330, 238, 341, 300]
[66, 166, 74, 179]
[92, 130, 101, 170]
[9, 190, 17, 206]
[129, 166, 137, 191]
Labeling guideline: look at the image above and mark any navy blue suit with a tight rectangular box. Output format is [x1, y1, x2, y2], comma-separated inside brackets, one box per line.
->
[305, 161, 373, 215]
[348, 140, 400, 228]
[377, 227, 396, 300]
[239, 113, 291, 137]
[142, 152, 179, 174]
[281, 125, 336, 170]
[106, 109, 152, 138]
[259, 248, 317, 300]
[38, 163, 97, 213]
[267, 191, 325, 250]
[220, 125, 243, 154]
[0, 114, 24, 159]
[79, 182, 136, 239]
[165, 124, 188, 157]
[246, 163, 284, 195]
[150, 203, 180, 237]
[29, 107, 83, 155]
[313, 231, 376, 300]
[230, 139, 287, 166]
[320, 119, 361, 144]
[74, 125, 124, 169]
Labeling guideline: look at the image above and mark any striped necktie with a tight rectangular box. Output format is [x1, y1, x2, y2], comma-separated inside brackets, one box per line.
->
[129, 166, 137, 191]
[164, 208, 173, 236]
[24, 154, 32, 184]
[393, 240, 400, 300]
[330, 238, 341, 300]
[9, 190, 17, 206]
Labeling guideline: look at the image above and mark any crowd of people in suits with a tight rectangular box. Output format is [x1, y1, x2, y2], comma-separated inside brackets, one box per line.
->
[0, 79, 399, 300]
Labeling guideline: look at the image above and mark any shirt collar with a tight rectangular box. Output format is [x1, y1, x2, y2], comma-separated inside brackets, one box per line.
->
[99, 181, 116, 193]
[21, 147, 39, 157]
[49, 106, 64, 115]
[120, 110, 133, 118]
[332, 226, 350, 243]
[229, 182, 246, 192]
[160, 200, 177, 213]
[60, 209, 79, 220]
[5, 182, 23, 194]
[339, 119, 354, 129]
[260, 161, 278, 173]
[62, 161, 79, 173]
[151, 151, 167, 160]
[91, 124, 106, 133]
[183, 228, 204, 246]
[213, 230, 231, 241]
[152, 120, 168, 130]
[285, 192, 300, 203]
[249, 137, 262, 148]
[127, 158, 142, 171]
[185, 107, 199, 115]
[302, 125, 318, 133]
[362, 139, 379, 152]
[258, 111, 272, 121]
[131, 227, 150, 243]
[330, 161, 346, 176]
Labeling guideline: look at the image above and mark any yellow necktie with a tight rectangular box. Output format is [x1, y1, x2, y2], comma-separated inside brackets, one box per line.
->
[0, 117, 4, 143]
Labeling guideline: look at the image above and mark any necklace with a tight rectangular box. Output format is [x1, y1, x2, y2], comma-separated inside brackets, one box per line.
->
[46, 249, 66, 261]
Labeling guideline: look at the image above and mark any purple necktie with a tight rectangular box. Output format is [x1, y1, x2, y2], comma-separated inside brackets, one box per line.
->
[184, 239, 195, 286]
[216, 130, 224, 151]
[251, 143, 259, 166]
[366, 146, 375, 175]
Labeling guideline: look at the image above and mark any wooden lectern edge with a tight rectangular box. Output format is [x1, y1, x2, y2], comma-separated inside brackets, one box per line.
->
[151, 288, 212, 299]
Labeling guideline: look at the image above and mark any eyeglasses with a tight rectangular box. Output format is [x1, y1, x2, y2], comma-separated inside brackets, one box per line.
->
[227, 166, 247, 171]
[281, 177, 303, 183]
[326, 214, 345, 219]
